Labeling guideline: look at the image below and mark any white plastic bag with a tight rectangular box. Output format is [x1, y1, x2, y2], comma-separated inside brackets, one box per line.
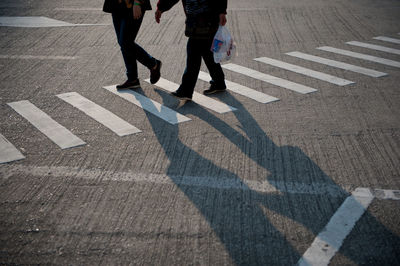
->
[211, 25, 236, 64]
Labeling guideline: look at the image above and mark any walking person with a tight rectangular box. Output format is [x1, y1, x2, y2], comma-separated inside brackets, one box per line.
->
[155, 0, 228, 100]
[103, 0, 162, 89]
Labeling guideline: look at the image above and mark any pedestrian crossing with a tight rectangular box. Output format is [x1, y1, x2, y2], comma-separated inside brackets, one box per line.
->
[144, 78, 237, 114]
[2, 32, 399, 164]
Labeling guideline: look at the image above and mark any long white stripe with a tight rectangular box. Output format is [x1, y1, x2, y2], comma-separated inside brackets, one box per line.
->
[145, 78, 236, 113]
[7, 100, 86, 149]
[373, 36, 400, 45]
[297, 188, 374, 266]
[254, 57, 354, 86]
[286, 51, 387, 78]
[318, 46, 400, 68]
[0, 55, 76, 60]
[346, 41, 400, 55]
[222, 63, 317, 94]
[0, 133, 25, 164]
[198, 71, 280, 104]
[57, 92, 141, 137]
[103, 85, 191, 125]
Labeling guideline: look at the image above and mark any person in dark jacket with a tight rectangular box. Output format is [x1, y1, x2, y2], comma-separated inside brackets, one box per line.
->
[103, 0, 162, 89]
[155, 0, 228, 100]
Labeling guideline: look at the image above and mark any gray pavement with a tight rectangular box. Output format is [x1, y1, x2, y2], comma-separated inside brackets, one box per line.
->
[1, 0, 400, 265]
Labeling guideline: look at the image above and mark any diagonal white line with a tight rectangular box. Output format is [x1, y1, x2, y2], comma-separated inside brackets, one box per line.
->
[373, 36, 400, 45]
[7, 100, 86, 149]
[222, 63, 317, 94]
[145, 78, 237, 113]
[198, 71, 280, 104]
[57, 92, 141, 137]
[0, 133, 25, 164]
[254, 57, 354, 86]
[317, 46, 400, 68]
[347, 41, 400, 56]
[297, 188, 374, 266]
[103, 85, 191, 125]
[286, 51, 387, 78]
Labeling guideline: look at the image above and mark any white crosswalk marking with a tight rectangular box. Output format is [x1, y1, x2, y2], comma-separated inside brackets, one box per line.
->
[0, 55, 76, 60]
[0, 133, 25, 164]
[317, 46, 400, 68]
[145, 78, 237, 113]
[222, 63, 317, 94]
[57, 92, 141, 137]
[7, 100, 86, 149]
[103, 85, 191, 125]
[286, 51, 387, 78]
[254, 57, 354, 86]
[198, 71, 279, 104]
[346, 41, 400, 55]
[373, 36, 400, 45]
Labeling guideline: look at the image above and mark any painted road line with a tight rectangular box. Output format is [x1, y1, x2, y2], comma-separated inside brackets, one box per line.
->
[103, 85, 191, 125]
[0, 55, 76, 60]
[145, 78, 236, 113]
[54, 8, 102, 11]
[286, 51, 387, 78]
[254, 57, 354, 86]
[317, 46, 400, 68]
[57, 92, 141, 137]
[0, 133, 25, 164]
[373, 36, 400, 45]
[7, 100, 86, 149]
[346, 41, 400, 56]
[198, 71, 280, 104]
[222, 63, 317, 94]
[0, 16, 108, 27]
[297, 188, 374, 266]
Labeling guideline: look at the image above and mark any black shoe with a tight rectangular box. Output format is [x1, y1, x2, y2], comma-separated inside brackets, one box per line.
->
[203, 81, 226, 95]
[150, 60, 162, 84]
[170, 91, 192, 101]
[116, 79, 140, 90]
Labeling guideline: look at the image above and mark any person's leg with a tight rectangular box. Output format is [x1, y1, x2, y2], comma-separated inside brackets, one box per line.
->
[113, 11, 160, 86]
[174, 37, 202, 99]
[201, 38, 226, 94]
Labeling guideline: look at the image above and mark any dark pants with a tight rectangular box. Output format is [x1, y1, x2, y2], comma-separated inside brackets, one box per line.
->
[112, 11, 156, 81]
[177, 37, 226, 98]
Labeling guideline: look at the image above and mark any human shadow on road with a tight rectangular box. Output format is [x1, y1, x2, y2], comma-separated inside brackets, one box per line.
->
[138, 87, 400, 265]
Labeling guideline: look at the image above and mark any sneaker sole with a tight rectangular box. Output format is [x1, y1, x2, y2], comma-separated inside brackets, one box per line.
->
[170, 92, 192, 101]
[203, 89, 226, 95]
[116, 84, 141, 90]
[150, 61, 162, 84]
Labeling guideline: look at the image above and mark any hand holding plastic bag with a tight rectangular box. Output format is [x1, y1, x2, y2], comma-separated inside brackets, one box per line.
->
[211, 25, 236, 64]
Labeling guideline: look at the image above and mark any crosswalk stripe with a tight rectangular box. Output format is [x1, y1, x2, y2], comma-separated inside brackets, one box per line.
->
[346, 41, 400, 55]
[373, 36, 400, 45]
[0, 133, 25, 164]
[222, 63, 317, 94]
[7, 100, 86, 149]
[317, 46, 400, 68]
[103, 85, 191, 125]
[286, 51, 387, 78]
[198, 71, 279, 104]
[57, 92, 141, 137]
[254, 57, 354, 86]
[145, 78, 236, 113]
[0, 55, 76, 60]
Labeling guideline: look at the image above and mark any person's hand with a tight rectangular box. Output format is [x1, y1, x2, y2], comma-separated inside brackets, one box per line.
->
[155, 9, 162, 23]
[133, 5, 142, 20]
[219, 14, 227, 26]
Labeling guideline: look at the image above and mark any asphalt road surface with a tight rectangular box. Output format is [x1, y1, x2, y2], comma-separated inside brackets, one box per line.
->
[1, 0, 399, 265]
